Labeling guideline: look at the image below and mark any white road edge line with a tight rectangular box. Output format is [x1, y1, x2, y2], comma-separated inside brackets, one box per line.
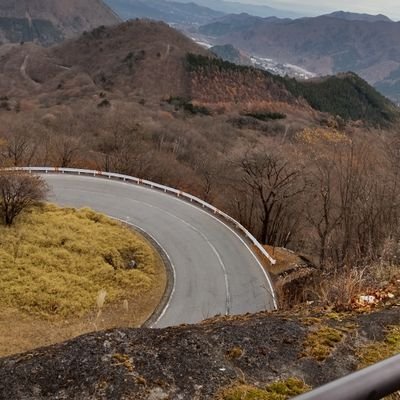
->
[184, 204, 278, 309]
[117, 199, 232, 317]
[111, 216, 176, 328]
[156, 206, 232, 316]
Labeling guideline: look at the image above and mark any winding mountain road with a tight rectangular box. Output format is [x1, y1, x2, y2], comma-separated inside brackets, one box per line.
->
[43, 173, 276, 328]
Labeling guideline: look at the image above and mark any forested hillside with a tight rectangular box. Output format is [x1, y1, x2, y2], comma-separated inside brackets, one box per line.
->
[198, 13, 400, 103]
[0, 19, 398, 313]
[187, 54, 398, 126]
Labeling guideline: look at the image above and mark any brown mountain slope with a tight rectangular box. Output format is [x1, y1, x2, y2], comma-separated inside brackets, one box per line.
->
[199, 15, 400, 103]
[0, 20, 305, 112]
[0, 19, 395, 127]
[0, 20, 207, 103]
[0, 0, 120, 45]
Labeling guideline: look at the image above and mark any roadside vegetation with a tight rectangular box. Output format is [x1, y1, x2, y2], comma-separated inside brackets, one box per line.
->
[0, 203, 166, 356]
[0, 105, 399, 313]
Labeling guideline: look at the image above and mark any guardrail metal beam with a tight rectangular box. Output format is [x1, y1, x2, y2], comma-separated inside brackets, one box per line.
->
[293, 353, 400, 400]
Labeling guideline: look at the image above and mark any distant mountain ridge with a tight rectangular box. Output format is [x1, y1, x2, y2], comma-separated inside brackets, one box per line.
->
[0, 19, 395, 126]
[104, 0, 224, 25]
[106, 0, 301, 20]
[0, 0, 120, 45]
[171, 0, 301, 18]
[199, 13, 400, 103]
[326, 11, 392, 22]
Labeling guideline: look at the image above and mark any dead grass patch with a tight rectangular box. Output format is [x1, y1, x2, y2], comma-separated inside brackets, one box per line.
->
[0, 204, 166, 356]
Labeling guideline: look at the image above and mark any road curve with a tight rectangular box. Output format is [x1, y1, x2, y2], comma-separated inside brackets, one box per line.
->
[43, 174, 276, 328]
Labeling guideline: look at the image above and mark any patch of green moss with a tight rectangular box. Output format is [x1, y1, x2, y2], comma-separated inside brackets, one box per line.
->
[303, 326, 344, 361]
[358, 326, 400, 369]
[218, 378, 310, 400]
[265, 378, 310, 397]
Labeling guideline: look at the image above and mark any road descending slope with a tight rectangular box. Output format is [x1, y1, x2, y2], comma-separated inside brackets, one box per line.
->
[43, 174, 275, 328]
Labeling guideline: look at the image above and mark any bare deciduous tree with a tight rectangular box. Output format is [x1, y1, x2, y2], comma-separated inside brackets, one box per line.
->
[306, 158, 341, 266]
[237, 148, 305, 246]
[0, 172, 48, 226]
[1, 130, 37, 167]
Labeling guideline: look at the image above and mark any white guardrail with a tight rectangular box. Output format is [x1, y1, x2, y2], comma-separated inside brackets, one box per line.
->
[17, 167, 277, 266]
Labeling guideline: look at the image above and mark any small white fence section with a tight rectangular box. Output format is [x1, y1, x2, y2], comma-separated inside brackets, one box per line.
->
[18, 167, 276, 265]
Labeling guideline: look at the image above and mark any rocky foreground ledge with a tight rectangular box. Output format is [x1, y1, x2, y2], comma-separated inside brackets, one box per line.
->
[0, 307, 398, 399]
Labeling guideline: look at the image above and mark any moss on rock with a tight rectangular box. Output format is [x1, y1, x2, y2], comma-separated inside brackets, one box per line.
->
[218, 378, 310, 400]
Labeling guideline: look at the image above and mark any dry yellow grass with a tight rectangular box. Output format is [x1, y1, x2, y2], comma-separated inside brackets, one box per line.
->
[0, 204, 166, 356]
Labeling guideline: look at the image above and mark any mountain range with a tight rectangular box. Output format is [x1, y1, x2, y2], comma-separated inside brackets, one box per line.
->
[169, 0, 301, 18]
[0, 18, 395, 128]
[96, 0, 400, 104]
[0, 0, 397, 118]
[105, 0, 301, 21]
[324, 11, 392, 22]
[198, 13, 400, 103]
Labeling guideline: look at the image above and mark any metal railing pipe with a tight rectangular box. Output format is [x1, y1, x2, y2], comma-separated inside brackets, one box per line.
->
[293, 353, 400, 400]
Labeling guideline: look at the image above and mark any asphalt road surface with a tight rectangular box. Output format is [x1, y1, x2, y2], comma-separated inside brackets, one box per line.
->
[43, 174, 275, 328]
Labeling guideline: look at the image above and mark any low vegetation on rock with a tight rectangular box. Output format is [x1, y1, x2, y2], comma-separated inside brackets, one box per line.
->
[0, 307, 398, 399]
[218, 378, 310, 400]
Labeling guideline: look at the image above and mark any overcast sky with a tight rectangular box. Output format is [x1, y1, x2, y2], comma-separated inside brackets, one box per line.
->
[241, 0, 400, 19]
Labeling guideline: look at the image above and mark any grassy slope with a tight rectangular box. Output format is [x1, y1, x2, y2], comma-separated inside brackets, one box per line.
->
[0, 204, 166, 356]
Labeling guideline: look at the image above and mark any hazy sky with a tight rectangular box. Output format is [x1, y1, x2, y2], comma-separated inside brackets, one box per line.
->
[240, 0, 400, 19]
